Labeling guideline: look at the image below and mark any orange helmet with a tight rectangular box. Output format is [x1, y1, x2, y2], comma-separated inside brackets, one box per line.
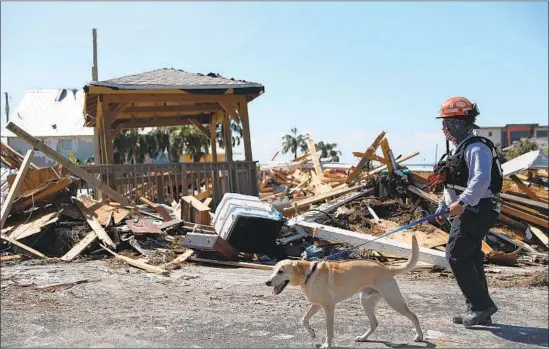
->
[437, 96, 480, 118]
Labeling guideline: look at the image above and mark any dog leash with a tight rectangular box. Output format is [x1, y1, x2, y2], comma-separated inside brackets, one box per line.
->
[322, 206, 479, 261]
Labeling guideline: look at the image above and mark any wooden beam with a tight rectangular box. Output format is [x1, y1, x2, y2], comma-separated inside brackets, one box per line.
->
[189, 257, 274, 270]
[102, 93, 241, 104]
[101, 244, 169, 276]
[5, 122, 131, 206]
[364, 152, 419, 178]
[161, 249, 194, 269]
[61, 231, 98, 261]
[307, 138, 323, 183]
[297, 221, 450, 268]
[347, 131, 386, 185]
[218, 101, 240, 122]
[501, 204, 549, 229]
[112, 118, 191, 135]
[188, 118, 211, 140]
[510, 174, 549, 203]
[75, 198, 117, 248]
[0, 142, 39, 169]
[1, 234, 48, 259]
[501, 193, 548, 211]
[0, 149, 34, 230]
[100, 96, 115, 165]
[222, 112, 233, 161]
[122, 104, 222, 116]
[283, 185, 371, 214]
[239, 101, 253, 161]
[380, 137, 396, 171]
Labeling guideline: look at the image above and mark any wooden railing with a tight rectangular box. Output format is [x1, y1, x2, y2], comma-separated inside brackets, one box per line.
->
[75, 161, 258, 208]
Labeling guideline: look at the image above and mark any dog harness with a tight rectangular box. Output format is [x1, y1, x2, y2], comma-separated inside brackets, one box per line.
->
[303, 262, 319, 285]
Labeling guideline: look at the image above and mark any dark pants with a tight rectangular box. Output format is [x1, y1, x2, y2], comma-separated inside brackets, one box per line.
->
[445, 198, 498, 312]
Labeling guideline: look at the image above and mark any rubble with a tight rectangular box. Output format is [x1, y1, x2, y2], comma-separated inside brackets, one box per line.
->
[1, 127, 547, 281]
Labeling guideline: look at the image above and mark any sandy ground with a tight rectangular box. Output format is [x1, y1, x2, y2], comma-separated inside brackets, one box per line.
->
[1, 260, 547, 348]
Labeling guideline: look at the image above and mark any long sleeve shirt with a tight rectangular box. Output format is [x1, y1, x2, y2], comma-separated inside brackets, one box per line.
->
[437, 134, 494, 212]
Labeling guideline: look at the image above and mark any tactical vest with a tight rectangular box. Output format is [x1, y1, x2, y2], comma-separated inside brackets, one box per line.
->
[444, 136, 503, 195]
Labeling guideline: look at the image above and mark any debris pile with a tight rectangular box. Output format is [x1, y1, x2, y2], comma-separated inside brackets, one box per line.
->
[1, 124, 548, 278]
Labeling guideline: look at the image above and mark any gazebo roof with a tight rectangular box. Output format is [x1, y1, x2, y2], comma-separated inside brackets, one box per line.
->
[86, 68, 264, 91]
[83, 68, 264, 127]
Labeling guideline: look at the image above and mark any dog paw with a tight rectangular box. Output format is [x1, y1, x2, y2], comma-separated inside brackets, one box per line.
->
[355, 335, 369, 342]
[307, 328, 315, 340]
[320, 342, 331, 349]
[413, 333, 423, 342]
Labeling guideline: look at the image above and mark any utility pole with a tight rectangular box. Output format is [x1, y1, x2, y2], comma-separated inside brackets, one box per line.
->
[92, 28, 103, 200]
[92, 28, 101, 165]
[4, 92, 9, 123]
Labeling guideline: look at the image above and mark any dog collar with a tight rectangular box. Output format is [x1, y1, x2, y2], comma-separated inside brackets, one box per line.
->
[303, 262, 319, 285]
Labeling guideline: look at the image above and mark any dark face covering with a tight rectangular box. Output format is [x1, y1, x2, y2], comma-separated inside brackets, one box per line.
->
[442, 118, 474, 145]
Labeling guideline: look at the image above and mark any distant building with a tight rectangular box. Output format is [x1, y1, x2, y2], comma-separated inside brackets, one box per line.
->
[2, 89, 95, 167]
[1, 89, 237, 167]
[476, 123, 548, 150]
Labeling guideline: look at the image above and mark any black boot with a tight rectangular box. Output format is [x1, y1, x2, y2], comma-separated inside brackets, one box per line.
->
[453, 311, 492, 325]
[462, 305, 498, 328]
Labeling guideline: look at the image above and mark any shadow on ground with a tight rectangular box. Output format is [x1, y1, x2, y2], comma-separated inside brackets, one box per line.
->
[471, 323, 549, 347]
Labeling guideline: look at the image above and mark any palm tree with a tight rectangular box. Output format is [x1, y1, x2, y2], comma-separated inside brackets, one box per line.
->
[216, 120, 243, 149]
[281, 128, 309, 160]
[113, 129, 151, 164]
[507, 138, 538, 160]
[317, 141, 342, 162]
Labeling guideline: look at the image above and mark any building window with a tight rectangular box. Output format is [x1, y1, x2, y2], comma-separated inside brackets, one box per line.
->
[61, 139, 73, 151]
[536, 130, 548, 138]
[488, 131, 492, 137]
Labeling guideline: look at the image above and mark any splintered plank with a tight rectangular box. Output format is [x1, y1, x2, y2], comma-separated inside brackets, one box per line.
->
[0, 254, 21, 262]
[8, 210, 60, 240]
[501, 205, 549, 229]
[61, 231, 98, 261]
[78, 196, 131, 226]
[13, 177, 74, 211]
[189, 257, 274, 270]
[6, 122, 131, 206]
[0, 234, 47, 259]
[101, 245, 169, 276]
[346, 131, 386, 185]
[529, 226, 549, 248]
[510, 174, 549, 203]
[74, 199, 116, 249]
[0, 149, 35, 230]
[161, 249, 194, 269]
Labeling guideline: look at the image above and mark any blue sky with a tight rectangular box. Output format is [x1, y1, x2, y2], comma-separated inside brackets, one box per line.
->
[1, 1, 547, 164]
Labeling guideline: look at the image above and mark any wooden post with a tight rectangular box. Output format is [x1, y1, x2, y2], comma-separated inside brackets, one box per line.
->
[0, 149, 34, 229]
[210, 113, 220, 205]
[222, 112, 233, 161]
[239, 100, 253, 161]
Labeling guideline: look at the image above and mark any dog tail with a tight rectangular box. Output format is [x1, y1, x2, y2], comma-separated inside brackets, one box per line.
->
[389, 234, 419, 276]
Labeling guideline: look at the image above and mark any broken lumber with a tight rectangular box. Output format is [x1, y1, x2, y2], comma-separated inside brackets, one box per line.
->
[296, 221, 450, 268]
[74, 198, 116, 249]
[501, 192, 548, 211]
[181, 196, 211, 225]
[510, 174, 549, 203]
[347, 131, 386, 185]
[101, 245, 169, 276]
[189, 257, 274, 270]
[0, 234, 47, 259]
[501, 204, 549, 229]
[283, 184, 368, 215]
[6, 122, 131, 206]
[364, 151, 419, 178]
[139, 196, 171, 221]
[529, 226, 549, 248]
[0, 141, 39, 170]
[13, 177, 74, 211]
[61, 231, 98, 261]
[161, 249, 194, 269]
[0, 254, 21, 262]
[0, 149, 35, 230]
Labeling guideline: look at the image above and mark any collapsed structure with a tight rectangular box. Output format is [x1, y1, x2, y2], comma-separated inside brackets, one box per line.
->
[1, 124, 548, 274]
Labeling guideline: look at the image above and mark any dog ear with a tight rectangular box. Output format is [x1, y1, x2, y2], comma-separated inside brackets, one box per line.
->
[290, 261, 305, 286]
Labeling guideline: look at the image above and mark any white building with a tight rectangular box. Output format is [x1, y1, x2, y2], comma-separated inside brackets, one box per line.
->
[2, 89, 95, 167]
